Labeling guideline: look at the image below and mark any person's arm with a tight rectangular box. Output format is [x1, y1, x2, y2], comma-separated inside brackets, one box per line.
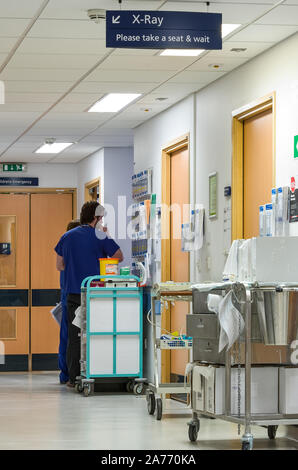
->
[56, 254, 65, 271]
[112, 248, 124, 263]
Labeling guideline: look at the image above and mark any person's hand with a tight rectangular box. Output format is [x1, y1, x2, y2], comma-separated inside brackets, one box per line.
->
[103, 226, 108, 233]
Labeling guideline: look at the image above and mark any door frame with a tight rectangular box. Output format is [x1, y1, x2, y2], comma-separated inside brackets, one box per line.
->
[231, 92, 276, 240]
[84, 178, 100, 203]
[161, 133, 190, 383]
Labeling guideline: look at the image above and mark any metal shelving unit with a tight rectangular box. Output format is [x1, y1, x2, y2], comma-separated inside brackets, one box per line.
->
[187, 281, 298, 450]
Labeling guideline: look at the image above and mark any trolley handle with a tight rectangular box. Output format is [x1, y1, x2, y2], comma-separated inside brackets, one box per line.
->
[81, 274, 141, 289]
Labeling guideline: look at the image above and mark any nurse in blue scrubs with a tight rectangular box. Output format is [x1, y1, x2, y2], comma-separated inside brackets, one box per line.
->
[58, 219, 80, 384]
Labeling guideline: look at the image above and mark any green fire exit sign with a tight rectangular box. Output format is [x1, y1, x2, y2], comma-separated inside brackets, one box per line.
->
[294, 135, 298, 159]
[0, 163, 27, 172]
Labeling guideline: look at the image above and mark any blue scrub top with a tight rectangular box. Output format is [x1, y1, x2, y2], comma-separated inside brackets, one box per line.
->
[55, 225, 120, 294]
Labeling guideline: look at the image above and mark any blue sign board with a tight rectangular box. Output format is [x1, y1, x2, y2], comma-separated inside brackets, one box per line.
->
[0, 177, 39, 186]
[106, 10, 222, 50]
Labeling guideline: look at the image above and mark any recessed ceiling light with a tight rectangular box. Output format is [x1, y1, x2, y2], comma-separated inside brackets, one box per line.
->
[160, 49, 205, 57]
[222, 24, 241, 38]
[208, 63, 223, 69]
[35, 140, 74, 154]
[88, 93, 141, 112]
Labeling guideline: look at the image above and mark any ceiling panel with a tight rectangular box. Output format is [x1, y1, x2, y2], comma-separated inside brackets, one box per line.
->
[170, 70, 225, 84]
[0, 0, 44, 18]
[213, 40, 275, 58]
[230, 24, 298, 43]
[188, 55, 249, 72]
[0, 19, 33, 37]
[99, 55, 195, 71]
[85, 69, 175, 83]
[17, 37, 107, 55]
[27, 19, 106, 40]
[40, 0, 165, 20]
[0, 67, 86, 82]
[5, 92, 62, 103]
[8, 53, 104, 69]
[0, 103, 49, 112]
[75, 81, 157, 94]
[256, 5, 298, 25]
[0, 38, 20, 53]
[4, 81, 74, 93]
[58, 92, 104, 104]
[161, 1, 270, 23]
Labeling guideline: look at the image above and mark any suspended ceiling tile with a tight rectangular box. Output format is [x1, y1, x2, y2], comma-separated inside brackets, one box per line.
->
[0, 0, 45, 17]
[0, 102, 49, 112]
[0, 67, 86, 82]
[52, 102, 91, 113]
[152, 82, 206, 96]
[113, 48, 159, 56]
[160, 1, 270, 22]
[59, 93, 104, 105]
[215, 40, 275, 58]
[17, 37, 107, 55]
[89, 128, 134, 136]
[41, 112, 112, 122]
[230, 24, 298, 43]
[8, 53, 104, 70]
[0, 38, 20, 53]
[75, 81, 157, 94]
[27, 19, 105, 40]
[257, 5, 298, 25]
[5, 92, 62, 103]
[188, 55, 249, 72]
[4, 81, 75, 93]
[100, 119, 145, 129]
[86, 68, 174, 83]
[170, 70, 225, 84]
[99, 55, 195, 71]
[0, 19, 33, 37]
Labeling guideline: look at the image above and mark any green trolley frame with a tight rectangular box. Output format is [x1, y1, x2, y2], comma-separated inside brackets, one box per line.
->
[75, 275, 144, 396]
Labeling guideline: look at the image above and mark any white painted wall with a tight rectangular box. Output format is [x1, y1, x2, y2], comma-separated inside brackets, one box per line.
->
[104, 147, 134, 267]
[76, 149, 104, 211]
[195, 32, 298, 281]
[0, 163, 77, 188]
[134, 32, 298, 286]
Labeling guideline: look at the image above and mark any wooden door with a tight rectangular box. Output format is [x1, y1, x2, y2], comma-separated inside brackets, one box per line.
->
[30, 193, 73, 370]
[170, 147, 190, 381]
[0, 194, 30, 371]
[243, 109, 273, 238]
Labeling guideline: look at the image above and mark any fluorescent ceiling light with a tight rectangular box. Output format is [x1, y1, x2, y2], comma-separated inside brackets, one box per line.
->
[160, 49, 205, 57]
[88, 93, 141, 112]
[35, 142, 73, 154]
[222, 24, 241, 38]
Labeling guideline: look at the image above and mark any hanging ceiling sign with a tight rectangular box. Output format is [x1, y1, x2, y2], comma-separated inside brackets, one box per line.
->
[0, 177, 39, 186]
[106, 10, 222, 50]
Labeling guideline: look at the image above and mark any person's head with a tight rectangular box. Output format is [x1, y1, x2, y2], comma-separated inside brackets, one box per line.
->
[80, 201, 105, 227]
[66, 219, 80, 232]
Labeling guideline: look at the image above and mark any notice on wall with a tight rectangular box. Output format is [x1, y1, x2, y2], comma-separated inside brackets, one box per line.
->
[289, 176, 298, 223]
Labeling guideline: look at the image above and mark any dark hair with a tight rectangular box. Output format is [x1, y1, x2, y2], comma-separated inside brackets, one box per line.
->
[66, 219, 80, 232]
[80, 201, 99, 225]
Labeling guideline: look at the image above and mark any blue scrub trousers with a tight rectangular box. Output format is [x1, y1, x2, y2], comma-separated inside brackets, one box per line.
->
[58, 290, 69, 383]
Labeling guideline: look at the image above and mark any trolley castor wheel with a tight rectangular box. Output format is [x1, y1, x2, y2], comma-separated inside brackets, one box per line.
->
[188, 421, 200, 443]
[156, 398, 162, 420]
[133, 382, 144, 395]
[83, 383, 92, 397]
[268, 425, 278, 440]
[126, 381, 134, 393]
[147, 393, 156, 415]
[75, 383, 83, 393]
